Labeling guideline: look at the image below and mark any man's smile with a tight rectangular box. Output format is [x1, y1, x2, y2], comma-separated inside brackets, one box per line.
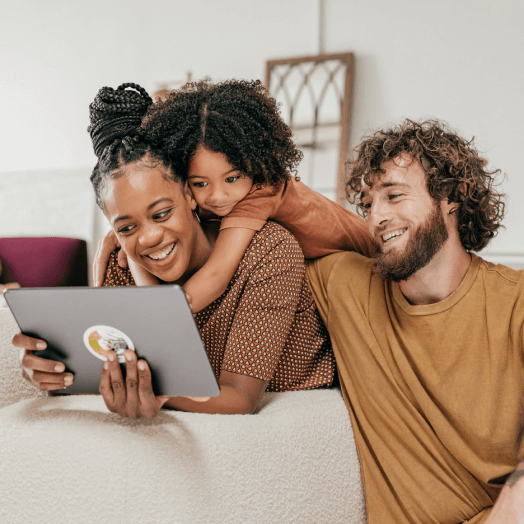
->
[378, 228, 408, 246]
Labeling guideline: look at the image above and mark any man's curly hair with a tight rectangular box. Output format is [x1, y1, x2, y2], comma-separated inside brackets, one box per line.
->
[346, 119, 506, 252]
[142, 78, 303, 186]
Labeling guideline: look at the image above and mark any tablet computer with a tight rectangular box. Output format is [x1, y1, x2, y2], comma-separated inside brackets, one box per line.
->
[4, 285, 220, 397]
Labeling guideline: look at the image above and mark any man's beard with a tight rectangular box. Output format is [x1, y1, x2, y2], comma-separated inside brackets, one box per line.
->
[372, 203, 449, 282]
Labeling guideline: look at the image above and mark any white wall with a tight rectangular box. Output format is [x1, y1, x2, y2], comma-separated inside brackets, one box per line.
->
[328, 0, 524, 265]
[1, 0, 523, 268]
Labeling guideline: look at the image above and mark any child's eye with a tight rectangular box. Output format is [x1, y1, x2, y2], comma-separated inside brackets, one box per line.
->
[225, 176, 240, 183]
[192, 182, 207, 188]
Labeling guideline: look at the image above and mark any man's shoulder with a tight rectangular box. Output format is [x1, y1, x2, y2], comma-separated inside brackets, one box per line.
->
[476, 255, 524, 286]
[475, 256, 524, 314]
[306, 251, 373, 288]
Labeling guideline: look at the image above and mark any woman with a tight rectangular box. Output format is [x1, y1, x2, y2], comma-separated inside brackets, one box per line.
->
[14, 83, 337, 419]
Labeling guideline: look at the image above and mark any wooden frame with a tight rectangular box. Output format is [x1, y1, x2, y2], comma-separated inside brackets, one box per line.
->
[265, 52, 354, 204]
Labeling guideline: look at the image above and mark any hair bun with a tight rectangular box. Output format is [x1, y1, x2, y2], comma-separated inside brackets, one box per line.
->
[88, 83, 153, 158]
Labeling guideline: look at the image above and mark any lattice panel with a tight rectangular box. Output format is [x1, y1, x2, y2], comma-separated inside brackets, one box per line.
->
[266, 53, 353, 204]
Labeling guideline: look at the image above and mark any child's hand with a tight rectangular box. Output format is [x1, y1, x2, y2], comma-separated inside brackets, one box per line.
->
[183, 291, 197, 318]
[94, 230, 124, 287]
[126, 256, 160, 286]
[184, 291, 193, 310]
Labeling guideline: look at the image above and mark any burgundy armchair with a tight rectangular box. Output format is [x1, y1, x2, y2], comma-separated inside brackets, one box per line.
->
[0, 237, 88, 287]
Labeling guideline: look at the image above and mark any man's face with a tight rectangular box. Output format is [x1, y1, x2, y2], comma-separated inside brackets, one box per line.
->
[360, 156, 449, 282]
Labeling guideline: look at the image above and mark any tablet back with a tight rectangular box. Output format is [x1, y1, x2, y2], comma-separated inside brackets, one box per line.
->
[5, 286, 220, 397]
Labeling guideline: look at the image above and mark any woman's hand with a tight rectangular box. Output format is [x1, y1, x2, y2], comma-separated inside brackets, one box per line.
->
[99, 349, 169, 420]
[12, 333, 74, 391]
[94, 229, 127, 287]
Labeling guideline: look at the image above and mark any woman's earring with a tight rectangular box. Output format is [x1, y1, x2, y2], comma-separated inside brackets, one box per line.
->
[194, 211, 201, 223]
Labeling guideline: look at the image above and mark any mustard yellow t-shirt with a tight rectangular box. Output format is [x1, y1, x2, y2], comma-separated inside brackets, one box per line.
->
[307, 252, 524, 524]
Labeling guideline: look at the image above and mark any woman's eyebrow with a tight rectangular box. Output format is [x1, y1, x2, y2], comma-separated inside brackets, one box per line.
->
[112, 215, 131, 226]
[147, 197, 174, 210]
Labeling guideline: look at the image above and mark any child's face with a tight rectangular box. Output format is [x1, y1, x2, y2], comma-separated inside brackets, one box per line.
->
[187, 147, 253, 217]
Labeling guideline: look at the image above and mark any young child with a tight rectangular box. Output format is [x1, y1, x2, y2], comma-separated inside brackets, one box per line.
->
[97, 79, 374, 311]
[182, 144, 374, 312]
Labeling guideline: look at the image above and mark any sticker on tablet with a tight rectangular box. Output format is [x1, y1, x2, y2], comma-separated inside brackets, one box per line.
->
[83, 325, 135, 363]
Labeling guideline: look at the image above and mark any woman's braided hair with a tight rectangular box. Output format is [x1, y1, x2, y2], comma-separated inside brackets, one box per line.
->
[88, 83, 176, 208]
[141, 79, 303, 186]
[346, 119, 506, 252]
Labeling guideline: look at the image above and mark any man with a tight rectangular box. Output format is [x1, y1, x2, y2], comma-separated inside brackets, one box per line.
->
[306, 119, 524, 523]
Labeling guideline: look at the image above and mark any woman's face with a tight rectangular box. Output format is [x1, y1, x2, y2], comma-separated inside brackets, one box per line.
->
[102, 161, 211, 283]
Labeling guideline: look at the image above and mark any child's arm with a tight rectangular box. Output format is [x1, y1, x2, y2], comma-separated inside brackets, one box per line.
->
[183, 227, 256, 313]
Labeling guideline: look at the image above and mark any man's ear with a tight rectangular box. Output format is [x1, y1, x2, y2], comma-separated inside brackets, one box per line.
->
[441, 199, 457, 216]
[444, 182, 467, 215]
[458, 181, 467, 201]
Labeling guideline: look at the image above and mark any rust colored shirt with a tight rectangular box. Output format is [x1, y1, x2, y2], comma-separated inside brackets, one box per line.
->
[104, 222, 335, 392]
[212, 178, 374, 259]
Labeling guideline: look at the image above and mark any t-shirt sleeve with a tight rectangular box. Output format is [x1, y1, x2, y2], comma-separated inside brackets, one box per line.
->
[102, 250, 136, 287]
[307, 252, 374, 328]
[220, 229, 304, 381]
[305, 255, 340, 326]
[219, 184, 281, 232]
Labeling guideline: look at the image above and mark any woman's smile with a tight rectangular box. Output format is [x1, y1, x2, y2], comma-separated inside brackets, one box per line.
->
[144, 241, 176, 261]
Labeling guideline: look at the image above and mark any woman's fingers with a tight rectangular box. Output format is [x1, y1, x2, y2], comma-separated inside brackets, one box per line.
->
[13, 333, 74, 391]
[36, 381, 71, 392]
[105, 351, 126, 416]
[32, 369, 73, 386]
[124, 350, 139, 419]
[99, 351, 166, 420]
[99, 360, 116, 412]
[137, 360, 165, 419]
[21, 351, 65, 373]
[12, 332, 48, 352]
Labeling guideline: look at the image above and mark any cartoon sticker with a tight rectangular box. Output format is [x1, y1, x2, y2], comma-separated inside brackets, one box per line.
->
[83, 325, 135, 363]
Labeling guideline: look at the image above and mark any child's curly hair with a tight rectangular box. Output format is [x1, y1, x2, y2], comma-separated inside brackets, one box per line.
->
[346, 119, 506, 252]
[142, 78, 303, 186]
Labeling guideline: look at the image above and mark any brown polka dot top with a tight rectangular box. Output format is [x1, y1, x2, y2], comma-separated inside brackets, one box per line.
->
[103, 222, 335, 392]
